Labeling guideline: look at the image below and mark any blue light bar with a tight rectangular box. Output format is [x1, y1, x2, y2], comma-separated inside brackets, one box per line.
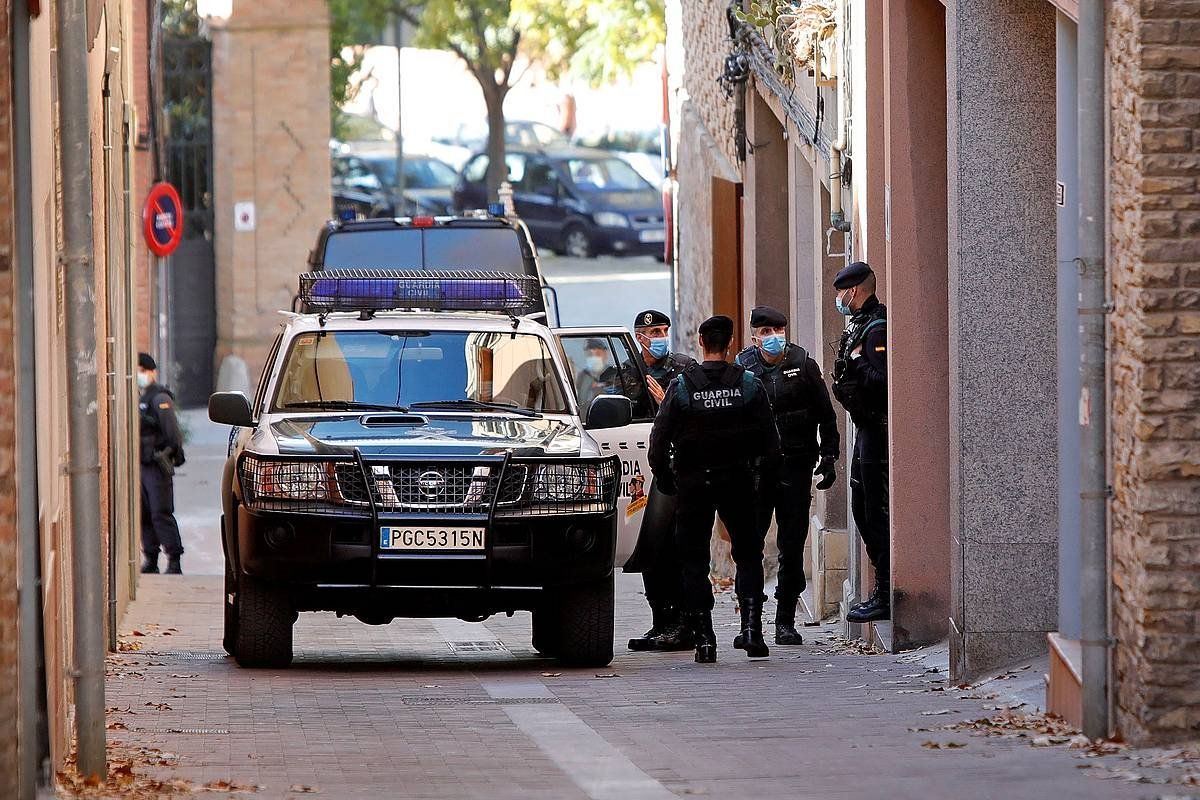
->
[299, 269, 541, 315]
[487, 202, 507, 217]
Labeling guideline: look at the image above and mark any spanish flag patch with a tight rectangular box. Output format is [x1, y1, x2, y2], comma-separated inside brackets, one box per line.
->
[158, 402, 171, 409]
[874, 346, 886, 352]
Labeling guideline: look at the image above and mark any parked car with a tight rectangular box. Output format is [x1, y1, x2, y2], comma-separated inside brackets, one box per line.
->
[429, 120, 570, 171]
[208, 269, 663, 668]
[332, 151, 459, 217]
[452, 145, 666, 259]
[573, 127, 666, 188]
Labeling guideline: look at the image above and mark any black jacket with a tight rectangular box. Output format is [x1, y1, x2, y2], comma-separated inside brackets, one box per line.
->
[139, 383, 183, 465]
[832, 296, 888, 429]
[735, 343, 839, 461]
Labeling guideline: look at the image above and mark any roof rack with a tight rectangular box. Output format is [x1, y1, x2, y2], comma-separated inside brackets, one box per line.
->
[297, 269, 541, 316]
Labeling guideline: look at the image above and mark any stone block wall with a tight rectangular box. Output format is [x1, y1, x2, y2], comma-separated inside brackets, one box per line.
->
[1108, 0, 1200, 745]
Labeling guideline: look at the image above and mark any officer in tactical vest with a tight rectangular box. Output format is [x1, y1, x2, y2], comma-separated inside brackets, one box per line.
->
[649, 315, 781, 663]
[626, 310, 698, 652]
[138, 353, 186, 574]
[735, 305, 840, 645]
[830, 263, 890, 622]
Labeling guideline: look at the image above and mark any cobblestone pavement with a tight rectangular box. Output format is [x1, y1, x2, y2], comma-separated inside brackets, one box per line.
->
[102, 573, 1194, 800]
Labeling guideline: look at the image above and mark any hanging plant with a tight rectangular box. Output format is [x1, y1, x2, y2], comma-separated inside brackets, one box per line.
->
[734, 0, 836, 79]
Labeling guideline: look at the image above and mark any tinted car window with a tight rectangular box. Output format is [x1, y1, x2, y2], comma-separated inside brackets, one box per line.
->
[563, 157, 650, 192]
[322, 227, 530, 274]
[273, 331, 568, 413]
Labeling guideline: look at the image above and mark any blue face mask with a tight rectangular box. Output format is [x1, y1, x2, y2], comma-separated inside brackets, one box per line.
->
[759, 334, 786, 357]
[836, 293, 853, 316]
[646, 337, 670, 359]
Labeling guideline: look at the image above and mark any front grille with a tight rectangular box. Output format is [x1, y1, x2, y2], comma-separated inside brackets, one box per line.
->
[363, 462, 499, 512]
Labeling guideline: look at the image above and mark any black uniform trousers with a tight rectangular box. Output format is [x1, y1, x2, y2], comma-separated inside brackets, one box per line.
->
[675, 466, 765, 611]
[141, 463, 184, 558]
[849, 425, 889, 579]
[756, 454, 816, 600]
[641, 547, 684, 611]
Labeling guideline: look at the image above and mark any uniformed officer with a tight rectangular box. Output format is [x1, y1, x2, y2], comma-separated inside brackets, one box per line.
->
[829, 263, 890, 622]
[735, 305, 840, 645]
[649, 315, 781, 663]
[138, 353, 185, 575]
[627, 310, 696, 652]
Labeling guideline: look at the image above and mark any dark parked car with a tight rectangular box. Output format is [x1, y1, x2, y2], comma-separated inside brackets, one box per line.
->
[332, 152, 459, 217]
[452, 146, 666, 259]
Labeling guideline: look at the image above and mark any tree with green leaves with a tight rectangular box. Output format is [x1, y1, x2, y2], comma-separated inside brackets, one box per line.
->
[329, 0, 666, 199]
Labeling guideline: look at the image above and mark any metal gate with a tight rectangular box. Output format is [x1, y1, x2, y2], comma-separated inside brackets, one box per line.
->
[162, 33, 215, 407]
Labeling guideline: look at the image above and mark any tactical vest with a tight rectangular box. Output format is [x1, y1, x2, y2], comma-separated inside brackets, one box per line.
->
[833, 303, 888, 428]
[736, 344, 819, 454]
[672, 362, 762, 470]
[646, 352, 694, 385]
[139, 383, 180, 465]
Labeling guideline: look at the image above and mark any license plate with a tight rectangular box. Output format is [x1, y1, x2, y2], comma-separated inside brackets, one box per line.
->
[379, 526, 486, 551]
[639, 228, 666, 243]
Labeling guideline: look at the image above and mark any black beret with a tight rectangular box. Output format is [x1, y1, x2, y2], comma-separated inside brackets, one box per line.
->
[698, 315, 734, 337]
[749, 305, 787, 328]
[634, 309, 671, 329]
[833, 261, 874, 290]
[138, 352, 157, 371]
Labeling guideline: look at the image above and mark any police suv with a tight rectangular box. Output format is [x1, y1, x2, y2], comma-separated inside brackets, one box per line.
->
[209, 270, 660, 668]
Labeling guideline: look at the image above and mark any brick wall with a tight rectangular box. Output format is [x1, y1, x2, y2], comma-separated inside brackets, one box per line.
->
[0, 0, 20, 794]
[1108, 0, 1200, 745]
[680, 0, 740, 173]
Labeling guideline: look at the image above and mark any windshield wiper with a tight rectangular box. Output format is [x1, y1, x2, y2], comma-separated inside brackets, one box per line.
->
[410, 399, 541, 418]
[282, 400, 409, 413]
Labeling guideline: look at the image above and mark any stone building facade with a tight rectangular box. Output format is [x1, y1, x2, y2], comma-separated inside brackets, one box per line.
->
[4, 0, 150, 790]
[1108, 0, 1200, 744]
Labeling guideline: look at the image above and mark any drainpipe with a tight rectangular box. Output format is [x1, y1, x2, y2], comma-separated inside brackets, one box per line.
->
[1077, 0, 1109, 741]
[14, 1, 52, 795]
[56, 0, 108, 779]
[827, 5, 851, 237]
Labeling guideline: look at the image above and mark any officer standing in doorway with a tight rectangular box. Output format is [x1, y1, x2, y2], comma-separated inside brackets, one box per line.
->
[735, 306, 839, 645]
[830, 263, 890, 623]
[627, 310, 696, 652]
[649, 315, 781, 663]
[138, 353, 186, 575]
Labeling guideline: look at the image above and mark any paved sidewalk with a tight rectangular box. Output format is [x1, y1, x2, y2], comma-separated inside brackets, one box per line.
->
[99, 573, 1198, 799]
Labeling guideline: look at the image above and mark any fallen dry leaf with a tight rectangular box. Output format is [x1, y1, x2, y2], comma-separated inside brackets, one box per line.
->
[922, 709, 953, 716]
[541, 672, 562, 678]
[922, 740, 967, 749]
[594, 673, 621, 678]
[288, 785, 319, 794]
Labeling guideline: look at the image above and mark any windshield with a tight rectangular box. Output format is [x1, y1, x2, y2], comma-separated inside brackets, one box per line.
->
[361, 157, 457, 190]
[272, 330, 569, 413]
[562, 157, 651, 192]
[321, 227, 531, 274]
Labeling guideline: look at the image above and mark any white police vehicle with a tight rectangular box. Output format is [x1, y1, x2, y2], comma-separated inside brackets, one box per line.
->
[209, 270, 659, 668]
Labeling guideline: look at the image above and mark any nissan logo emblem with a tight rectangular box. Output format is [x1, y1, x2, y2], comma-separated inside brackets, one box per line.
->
[417, 470, 446, 499]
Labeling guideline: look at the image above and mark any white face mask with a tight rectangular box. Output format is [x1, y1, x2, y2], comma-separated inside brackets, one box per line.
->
[137, 372, 151, 390]
[586, 355, 606, 375]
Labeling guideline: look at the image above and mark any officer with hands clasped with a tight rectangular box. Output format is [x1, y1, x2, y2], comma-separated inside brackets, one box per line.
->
[627, 310, 697, 652]
[735, 305, 840, 645]
[830, 262, 890, 623]
[649, 315, 781, 663]
[138, 353, 186, 575]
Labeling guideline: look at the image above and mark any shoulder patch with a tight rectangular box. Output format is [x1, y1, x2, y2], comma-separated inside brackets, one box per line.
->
[158, 401, 172, 409]
[874, 346, 886, 352]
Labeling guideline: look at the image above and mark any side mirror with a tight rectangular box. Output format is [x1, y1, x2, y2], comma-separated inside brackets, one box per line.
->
[586, 395, 633, 430]
[209, 392, 254, 427]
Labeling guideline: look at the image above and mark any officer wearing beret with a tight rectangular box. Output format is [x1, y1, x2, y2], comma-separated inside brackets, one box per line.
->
[138, 353, 186, 574]
[830, 263, 890, 622]
[626, 310, 697, 652]
[649, 315, 781, 663]
[735, 305, 840, 645]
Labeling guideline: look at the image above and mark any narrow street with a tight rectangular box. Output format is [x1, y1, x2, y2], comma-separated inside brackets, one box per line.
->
[107, 575, 1169, 799]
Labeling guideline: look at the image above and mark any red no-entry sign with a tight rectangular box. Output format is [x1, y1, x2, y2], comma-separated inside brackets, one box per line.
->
[143, 182, 185, 257]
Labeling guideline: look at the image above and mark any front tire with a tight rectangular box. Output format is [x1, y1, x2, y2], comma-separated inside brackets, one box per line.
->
[232, 575, 296, 668]
[561, 224, 594, 259]
[552, 574, 615, 667]
[531, 607, 560, 657]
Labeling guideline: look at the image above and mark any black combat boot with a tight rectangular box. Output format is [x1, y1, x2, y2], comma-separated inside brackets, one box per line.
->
[732, 596, 769, 658]
[849, 583, 882, 613]
[140, 553, 159, 574]
[165, 556, 183, 575]
[629, 606, 670, 651]
[846, 581, 890, 623]
[652, 614, 695, 652]
[686, 611, 717, 664]
[774, 595, 804, 646]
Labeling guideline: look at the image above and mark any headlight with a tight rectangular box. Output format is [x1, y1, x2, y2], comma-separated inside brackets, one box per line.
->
[531, 463, 602, 502]
[241, 457, 336, 502]
[593, 211, 629, 228]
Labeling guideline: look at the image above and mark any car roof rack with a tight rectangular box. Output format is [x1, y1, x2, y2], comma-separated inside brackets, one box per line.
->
[297, 269, 542, 317]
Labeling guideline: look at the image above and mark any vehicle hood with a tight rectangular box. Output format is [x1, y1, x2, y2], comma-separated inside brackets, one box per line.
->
[260, 413, 594, 458]
[585, 190, 661, 214]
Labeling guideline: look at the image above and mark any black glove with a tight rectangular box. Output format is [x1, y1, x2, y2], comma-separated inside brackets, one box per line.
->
[655, 472, 677, 497]
[814, 456, 836, 491]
